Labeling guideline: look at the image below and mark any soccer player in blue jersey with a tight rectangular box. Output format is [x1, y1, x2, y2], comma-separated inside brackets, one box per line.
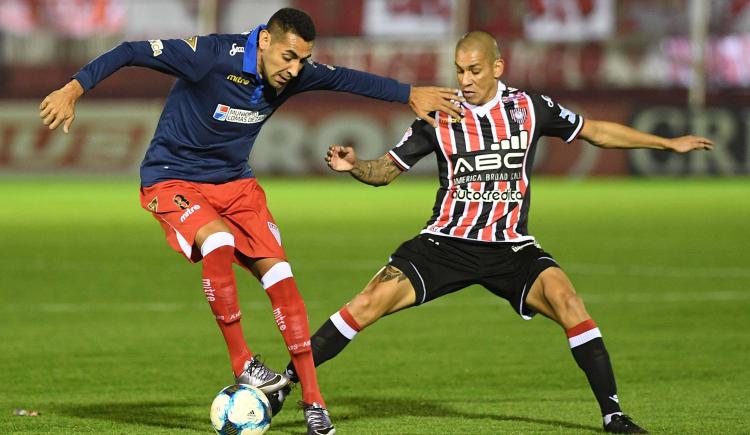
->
[38, 8, 464, 434]
[278, 31, 714, 433]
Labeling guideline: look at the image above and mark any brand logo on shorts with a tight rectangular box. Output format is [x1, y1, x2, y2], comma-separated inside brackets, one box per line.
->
[173, 194, 190, 210]
[213, 104, 267, 124]
[179, 204, 201, 223]
[268, 222, 282, 246]
[147, 196, 158, 212]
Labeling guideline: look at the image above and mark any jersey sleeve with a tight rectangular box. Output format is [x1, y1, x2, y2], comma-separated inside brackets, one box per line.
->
[530, 93, 584, 143]
[73, 36, 219, 91]
[293, 60, 411, 103]
[387, 118, 436, 171]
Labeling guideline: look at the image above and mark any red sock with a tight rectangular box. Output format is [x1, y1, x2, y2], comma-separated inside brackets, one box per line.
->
[202, 236, 252, 376]
[262, 262, 324, 406]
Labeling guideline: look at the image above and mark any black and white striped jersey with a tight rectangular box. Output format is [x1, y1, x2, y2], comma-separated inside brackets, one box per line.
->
[388, 82, 584, 243]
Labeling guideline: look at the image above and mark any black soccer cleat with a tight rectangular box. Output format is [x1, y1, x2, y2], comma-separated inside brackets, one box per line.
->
[266, 383, 292, 416]
[235, 355, 289, 395]
[604, 414, 648, 433]
[301, 401, 335, 435]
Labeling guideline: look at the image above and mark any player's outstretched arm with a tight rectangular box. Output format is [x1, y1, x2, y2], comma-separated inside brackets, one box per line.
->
[579, 119, 714, 153]
[39, 79, 84, 133]
[325, 145, 403, 187]
[409, 86, 465, 128]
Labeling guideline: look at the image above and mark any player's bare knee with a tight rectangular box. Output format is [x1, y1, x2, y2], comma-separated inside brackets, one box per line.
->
[195, 219, 232, 247]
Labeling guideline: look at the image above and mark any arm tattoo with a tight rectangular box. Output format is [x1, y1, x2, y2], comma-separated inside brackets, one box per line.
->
[377, 265, 408, 283]
[350, 154, 402, 186]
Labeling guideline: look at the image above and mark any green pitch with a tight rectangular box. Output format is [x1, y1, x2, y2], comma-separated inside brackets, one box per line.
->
[1, 177, 747, 434]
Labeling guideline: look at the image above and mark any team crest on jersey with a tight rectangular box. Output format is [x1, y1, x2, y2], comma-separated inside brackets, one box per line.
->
[510, 107, 528, 125]
[173, 194, 190, 210]
[147, 196, 159, 212]
[181, 36, 198, 52]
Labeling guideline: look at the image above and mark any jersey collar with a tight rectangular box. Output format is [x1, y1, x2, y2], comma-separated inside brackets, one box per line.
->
[242, 24, 266, 82]
[459, 81, 507, 117]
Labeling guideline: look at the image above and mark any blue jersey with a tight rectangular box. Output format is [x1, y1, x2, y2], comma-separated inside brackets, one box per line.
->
[73, 26, 411, 186]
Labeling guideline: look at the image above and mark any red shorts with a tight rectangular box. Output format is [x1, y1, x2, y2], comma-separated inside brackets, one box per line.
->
[139, 178, 286, 263]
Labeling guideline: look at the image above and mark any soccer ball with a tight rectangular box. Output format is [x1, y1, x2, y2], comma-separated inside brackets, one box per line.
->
[210, 384, 272, 435]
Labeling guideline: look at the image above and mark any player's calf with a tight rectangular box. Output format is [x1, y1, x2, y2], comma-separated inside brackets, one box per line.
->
[200, 231, 252, 375]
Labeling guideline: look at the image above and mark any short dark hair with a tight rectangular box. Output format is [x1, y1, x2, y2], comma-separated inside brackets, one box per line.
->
[267, 8, 316, 42]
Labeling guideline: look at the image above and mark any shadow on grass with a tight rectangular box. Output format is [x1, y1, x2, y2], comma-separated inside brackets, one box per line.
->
[327, 395, 601, 433]
[55, 400, 206, 432]
[53, 396, 600, 434]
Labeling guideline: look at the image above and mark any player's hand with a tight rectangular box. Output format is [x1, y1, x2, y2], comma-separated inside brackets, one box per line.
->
[325, 145, 356, 172]
[39, 79, 84, 133]
[667, 135, 714, 153]
[409, 86, 465, 128]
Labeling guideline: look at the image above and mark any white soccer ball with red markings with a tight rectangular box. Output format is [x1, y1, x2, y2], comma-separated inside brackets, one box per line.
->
[210, 384, 271, 434]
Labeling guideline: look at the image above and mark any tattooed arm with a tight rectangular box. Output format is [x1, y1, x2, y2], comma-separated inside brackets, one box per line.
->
[325, 145, 404, 186]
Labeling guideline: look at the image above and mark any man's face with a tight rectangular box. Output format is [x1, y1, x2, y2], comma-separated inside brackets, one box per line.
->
[455, 47, 503, 106]
[258, 29, 313, 89]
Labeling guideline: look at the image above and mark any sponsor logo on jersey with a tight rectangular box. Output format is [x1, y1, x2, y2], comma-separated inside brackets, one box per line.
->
[179, 204, 201, 222]
[226, 74, 250, 86]
[213, 104, 267, 124]
[181, 36, 198, 52]
[229, 43, 244, 56]
[148, 39, 163, 57]
[558, 105, 577, 124]
[306, 59, 335, 70]
[451, 188, 524, 203]
[502, 93, 525, 104]
[173, 194, 190, 209]
[510, 107, 528, 124]
[450, 131, 529, 184]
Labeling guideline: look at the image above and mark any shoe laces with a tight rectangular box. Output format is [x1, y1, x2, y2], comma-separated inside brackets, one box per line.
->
[301, 402, 331, 429]
[244, 356, 275, 383]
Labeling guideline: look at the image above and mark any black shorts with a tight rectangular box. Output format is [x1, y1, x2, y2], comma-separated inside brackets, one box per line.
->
[388, 234, 559, 319]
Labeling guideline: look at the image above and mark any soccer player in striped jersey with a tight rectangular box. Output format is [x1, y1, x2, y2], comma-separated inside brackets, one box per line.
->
[38, 8, 465, 435]
[278, 31, 714, 433]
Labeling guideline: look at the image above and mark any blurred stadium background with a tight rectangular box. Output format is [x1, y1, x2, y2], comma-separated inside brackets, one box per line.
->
[1, 0, 748, 176]
[2, 1, 749, 434]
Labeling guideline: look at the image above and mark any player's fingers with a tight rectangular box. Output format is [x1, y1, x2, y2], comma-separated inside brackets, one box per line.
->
[39, 98, 49, 111]
[48, 115, 65, 130]
[440, 89, 465, 102]
[439, 102, 463, 119]
[39, 105, 53, 119]
[42, 112, 57, 126]
[63, 115, 74, 134]
[423, 114, 437, 128]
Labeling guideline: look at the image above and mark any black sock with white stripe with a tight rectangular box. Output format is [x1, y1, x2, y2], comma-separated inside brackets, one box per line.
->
[285, 307, 360, 383]
[567, 320, 621, 416]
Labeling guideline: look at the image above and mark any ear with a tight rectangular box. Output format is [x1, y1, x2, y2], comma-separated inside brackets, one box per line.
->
[258, 29, 271, 50]
[494, 58, 505, 79]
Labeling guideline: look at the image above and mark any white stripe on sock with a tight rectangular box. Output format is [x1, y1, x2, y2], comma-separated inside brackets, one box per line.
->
[261, 262, 293, 289]
[330, 312, 358, 340]
[200, 232, 235, 257]
[568, 327, 602, 348]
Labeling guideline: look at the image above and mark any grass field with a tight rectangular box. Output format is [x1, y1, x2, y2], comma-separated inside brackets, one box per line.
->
[1, 177, 748, 434]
